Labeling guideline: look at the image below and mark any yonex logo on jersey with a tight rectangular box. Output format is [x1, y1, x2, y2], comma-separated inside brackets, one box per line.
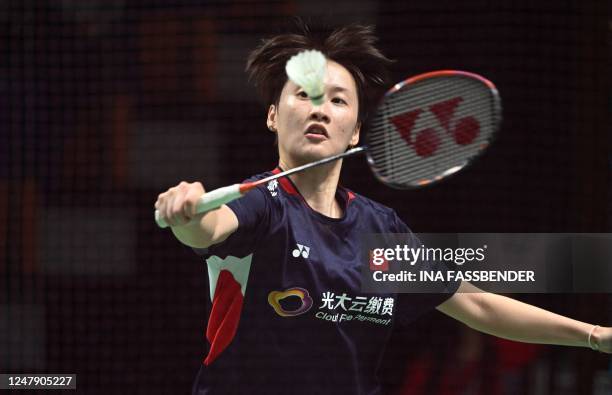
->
[292, 244, 310, 258]
[267, 179, 278, 196]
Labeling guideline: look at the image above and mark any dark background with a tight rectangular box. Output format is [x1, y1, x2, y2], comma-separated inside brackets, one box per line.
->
[1, 0, 610, 394]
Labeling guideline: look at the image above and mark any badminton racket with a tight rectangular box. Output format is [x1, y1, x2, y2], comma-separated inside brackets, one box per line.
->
[155, 69, 501, 228]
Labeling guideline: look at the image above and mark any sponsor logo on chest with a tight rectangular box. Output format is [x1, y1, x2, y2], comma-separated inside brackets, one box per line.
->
[292, 243, 310, 259]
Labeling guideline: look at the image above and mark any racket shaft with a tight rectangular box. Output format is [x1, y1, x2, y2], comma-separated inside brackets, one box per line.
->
[155, 184, 242, 228]
[155, 147, 366, 229]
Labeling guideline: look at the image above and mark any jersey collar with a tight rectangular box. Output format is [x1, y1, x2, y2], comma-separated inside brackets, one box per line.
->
[271, 167, 356, 215]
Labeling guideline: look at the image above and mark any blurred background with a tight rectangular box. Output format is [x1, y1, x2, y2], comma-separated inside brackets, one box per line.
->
[1, 0, 610, 394]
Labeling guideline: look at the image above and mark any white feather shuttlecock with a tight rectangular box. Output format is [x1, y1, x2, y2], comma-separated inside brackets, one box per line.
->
[285, 50, 327, 106]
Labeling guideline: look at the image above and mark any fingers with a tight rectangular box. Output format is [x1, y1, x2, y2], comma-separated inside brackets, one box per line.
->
[155, 181, 206, 227]
[182, 195, 197, 220]
[168, 193, 188, 227]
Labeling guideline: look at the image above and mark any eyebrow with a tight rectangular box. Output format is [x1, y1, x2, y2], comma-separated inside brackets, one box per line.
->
[327, 85, 350, 93]
[293, 83, 354, 96]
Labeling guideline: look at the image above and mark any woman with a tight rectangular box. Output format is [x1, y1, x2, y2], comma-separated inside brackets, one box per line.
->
[154, 21, 610, 395]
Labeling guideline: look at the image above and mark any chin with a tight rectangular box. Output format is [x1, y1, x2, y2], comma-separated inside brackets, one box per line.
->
[292, 146, 331, 164]
[296, 145, 335, 161]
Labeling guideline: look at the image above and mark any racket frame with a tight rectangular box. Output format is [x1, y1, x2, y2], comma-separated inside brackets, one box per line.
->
[365, 70, 502, 189]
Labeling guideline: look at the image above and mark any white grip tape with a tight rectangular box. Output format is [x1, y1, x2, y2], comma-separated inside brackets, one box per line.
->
[195, 184, 242, 214]
[155, 184, 242, 228]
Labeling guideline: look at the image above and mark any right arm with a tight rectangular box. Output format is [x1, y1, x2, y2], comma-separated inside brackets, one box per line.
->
[154, 181, 238, 249]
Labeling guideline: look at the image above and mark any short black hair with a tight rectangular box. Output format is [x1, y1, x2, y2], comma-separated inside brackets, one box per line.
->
[246, 18, 394, 123]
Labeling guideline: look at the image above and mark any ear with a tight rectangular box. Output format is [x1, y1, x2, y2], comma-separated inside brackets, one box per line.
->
[349, 121, 361, 146]
[267, 104, 277, 133]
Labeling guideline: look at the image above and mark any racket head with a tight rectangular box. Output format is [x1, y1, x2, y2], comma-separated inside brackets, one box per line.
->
[365, 70, 502, 189]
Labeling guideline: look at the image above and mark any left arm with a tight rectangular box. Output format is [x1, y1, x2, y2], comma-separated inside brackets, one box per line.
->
[436, 281, 611, 353]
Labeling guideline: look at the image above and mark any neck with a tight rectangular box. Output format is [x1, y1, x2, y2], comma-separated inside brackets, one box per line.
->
[279, 157, 343, 218]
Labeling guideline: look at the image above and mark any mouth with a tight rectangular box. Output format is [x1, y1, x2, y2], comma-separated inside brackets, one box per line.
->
[304, 124, 329, 139]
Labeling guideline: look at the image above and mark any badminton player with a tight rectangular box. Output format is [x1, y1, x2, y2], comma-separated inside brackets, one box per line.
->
[154, 20, 611, 395]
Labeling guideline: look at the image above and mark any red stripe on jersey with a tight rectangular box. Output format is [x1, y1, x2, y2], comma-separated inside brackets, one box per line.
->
[204, 269, 244, 366]
[272, 167, 299, 195]
[347, 190, 356, 206]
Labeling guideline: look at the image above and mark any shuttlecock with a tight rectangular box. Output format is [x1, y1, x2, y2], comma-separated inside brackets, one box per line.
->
[285, 50, 327, 106]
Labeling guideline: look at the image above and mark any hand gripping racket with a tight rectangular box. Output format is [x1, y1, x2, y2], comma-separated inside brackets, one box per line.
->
[155, 70, 501, 228]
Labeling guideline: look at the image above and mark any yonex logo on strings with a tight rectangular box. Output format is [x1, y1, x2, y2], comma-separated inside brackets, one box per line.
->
[390, 96, 480, 158]
[292, 244, 310, 258]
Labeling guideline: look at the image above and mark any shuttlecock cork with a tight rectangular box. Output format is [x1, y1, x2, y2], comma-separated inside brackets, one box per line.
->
[285, 50, 327, 106]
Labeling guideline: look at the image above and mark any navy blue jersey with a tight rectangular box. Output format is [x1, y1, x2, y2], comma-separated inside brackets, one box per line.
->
[191, 168, 460, 395]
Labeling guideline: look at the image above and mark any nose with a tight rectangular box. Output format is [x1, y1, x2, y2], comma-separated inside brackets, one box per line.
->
[308, 108, 330, 124]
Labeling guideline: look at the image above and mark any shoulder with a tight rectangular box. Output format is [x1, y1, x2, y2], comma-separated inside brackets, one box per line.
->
[241, 170, 275, 184]
[223, 169, 276, 220]
[239, 170, 278, 198]
[247, 170, 292, 209]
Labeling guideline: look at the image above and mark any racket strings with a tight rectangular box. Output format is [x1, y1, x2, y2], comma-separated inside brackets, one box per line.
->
[368, 76, 499, 187]
[370, 123, 491, 184]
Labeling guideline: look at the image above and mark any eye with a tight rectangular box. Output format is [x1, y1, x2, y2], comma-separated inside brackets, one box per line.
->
[297, 91, 308, 98]
[332, 97, 347, 105]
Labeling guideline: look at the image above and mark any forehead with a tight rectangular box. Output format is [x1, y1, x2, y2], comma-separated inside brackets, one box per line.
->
[282, 59, 358, 97]
[322, 60, 358, 94]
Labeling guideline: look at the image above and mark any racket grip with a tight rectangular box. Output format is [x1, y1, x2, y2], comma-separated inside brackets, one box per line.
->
[155, 184, 243, 229]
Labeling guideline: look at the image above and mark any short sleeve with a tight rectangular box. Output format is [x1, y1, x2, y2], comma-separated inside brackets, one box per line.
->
[193, 184, 270, 259]
[391, 213, 461, 326]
